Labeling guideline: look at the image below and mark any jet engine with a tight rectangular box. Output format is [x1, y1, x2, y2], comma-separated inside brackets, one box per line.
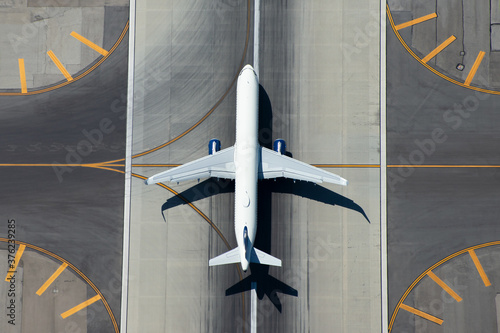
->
[208, 139, 221, 155]
[273, 139, 286, 155]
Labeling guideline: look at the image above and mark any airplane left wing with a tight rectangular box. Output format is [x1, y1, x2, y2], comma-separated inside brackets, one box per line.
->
[145, 146, 235, 185]
[259, 147, 348, 185]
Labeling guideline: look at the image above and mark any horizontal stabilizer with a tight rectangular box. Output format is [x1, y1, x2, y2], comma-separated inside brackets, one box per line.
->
[209, 248, 240, 266]
[250, 248, 281, 267]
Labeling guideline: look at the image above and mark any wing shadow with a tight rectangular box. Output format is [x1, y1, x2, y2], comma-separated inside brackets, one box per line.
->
[160, 178, 234, 220]
[161, 178, 369, 224]
[267, 178, 370, 223]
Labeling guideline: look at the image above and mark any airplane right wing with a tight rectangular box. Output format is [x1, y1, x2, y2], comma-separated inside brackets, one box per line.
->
[145, 146, 235, 185]
[259, 147, 348, 186]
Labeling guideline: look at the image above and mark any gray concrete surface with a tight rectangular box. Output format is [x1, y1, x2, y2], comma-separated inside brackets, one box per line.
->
[0, 6, 128, 332]
[0, 0, 127, 90]
[387, 14, 500, 331]
[388, 0, 494, 88]
[127, 0, 381, 332]
[392, 245, 500, 332]
[17, 250, 87, 333]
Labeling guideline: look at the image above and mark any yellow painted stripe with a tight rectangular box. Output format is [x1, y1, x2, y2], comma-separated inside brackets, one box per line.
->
[36, 262, 68, 296]
[468, 249, 491, 287]
[47, 50, 73, 81]
[464, 51, 485, 86]
[61, 295, 101, 319]
[0, 21, 129, 97]
[5, 244, 26, 281]
[389, 241, 500, 332]
[427, 271, 462, 302]
[422, 35, 456, 63]
[0, 239, 119, 333]
[400, 303, 444, 325]
[18, 58, 27, 93]
[313, 164, 380, 168]
[131, 164, 181, 167]
[70, 31, 108, 56]
[395, 13, 437, 30]
[387, 6, 500, 96]
[388, 165, 500, 168]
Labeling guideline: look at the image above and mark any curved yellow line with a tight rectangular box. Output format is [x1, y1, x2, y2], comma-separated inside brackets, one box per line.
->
[0, 239, 119, 332]
[388, 241, 500, 331]
[387, 5, 500, 95]
[0, 21, 129, 96]
[88, 166, 243, 280]
[102, 0, 252, 166]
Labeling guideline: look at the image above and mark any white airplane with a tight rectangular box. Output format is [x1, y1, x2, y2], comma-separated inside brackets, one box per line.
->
[145, 64, 348, 272]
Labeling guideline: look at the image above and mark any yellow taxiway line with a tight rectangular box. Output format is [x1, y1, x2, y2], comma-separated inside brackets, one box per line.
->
[464, 51, 485, 86]
[61, 295, 102, 319]
[468, 249, 491, 287]
[388, 165, 500, 168]
[5, 244, 26, 282]
[18, 59, 27, 93]
[36, 262, 68, 296]
[395, 13, 437, 30]
[47, 50, 73, 82]
[399, 303, 443, 325]
[427, 271, 462, 302]
[70, 32, 109, 56]
[422, 35, 456, 63]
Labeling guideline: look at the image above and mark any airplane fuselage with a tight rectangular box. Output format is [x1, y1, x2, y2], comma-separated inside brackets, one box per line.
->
[234, 65, 259, 272]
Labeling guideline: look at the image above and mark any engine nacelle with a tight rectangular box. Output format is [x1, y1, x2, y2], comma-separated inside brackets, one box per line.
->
[273, 139, 286, 155]
[208, 139, 221, 155]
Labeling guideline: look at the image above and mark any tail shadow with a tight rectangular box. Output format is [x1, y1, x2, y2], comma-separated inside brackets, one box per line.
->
[225, 264, 298, 313]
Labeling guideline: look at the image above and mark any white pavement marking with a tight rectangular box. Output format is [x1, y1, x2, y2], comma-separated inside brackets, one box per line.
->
[380, 1, 388, 332]
[253, 0, 260, 77]
[251, 282, 257, 333]
[121, 1, 137, 333]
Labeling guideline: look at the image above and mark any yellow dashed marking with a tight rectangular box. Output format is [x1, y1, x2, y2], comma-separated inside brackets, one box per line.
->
[47, 50, 73, 82]
[464, 51, 485, 86]
[61, 295, 101, 319]
[18, 59, 27, 93]
[70, 31, 109, 56]
[468, 249, 491, 287]
[395, 13, 437, 30]
[400, 303, 444, 325]
[427, 271, 462, 302]
[422, 35, 456, 63]
[36, 262, 68, 296]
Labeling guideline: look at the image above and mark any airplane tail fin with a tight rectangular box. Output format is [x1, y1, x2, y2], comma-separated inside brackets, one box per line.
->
[208, 247, 282, 267]
[250, 248, 282, 267]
